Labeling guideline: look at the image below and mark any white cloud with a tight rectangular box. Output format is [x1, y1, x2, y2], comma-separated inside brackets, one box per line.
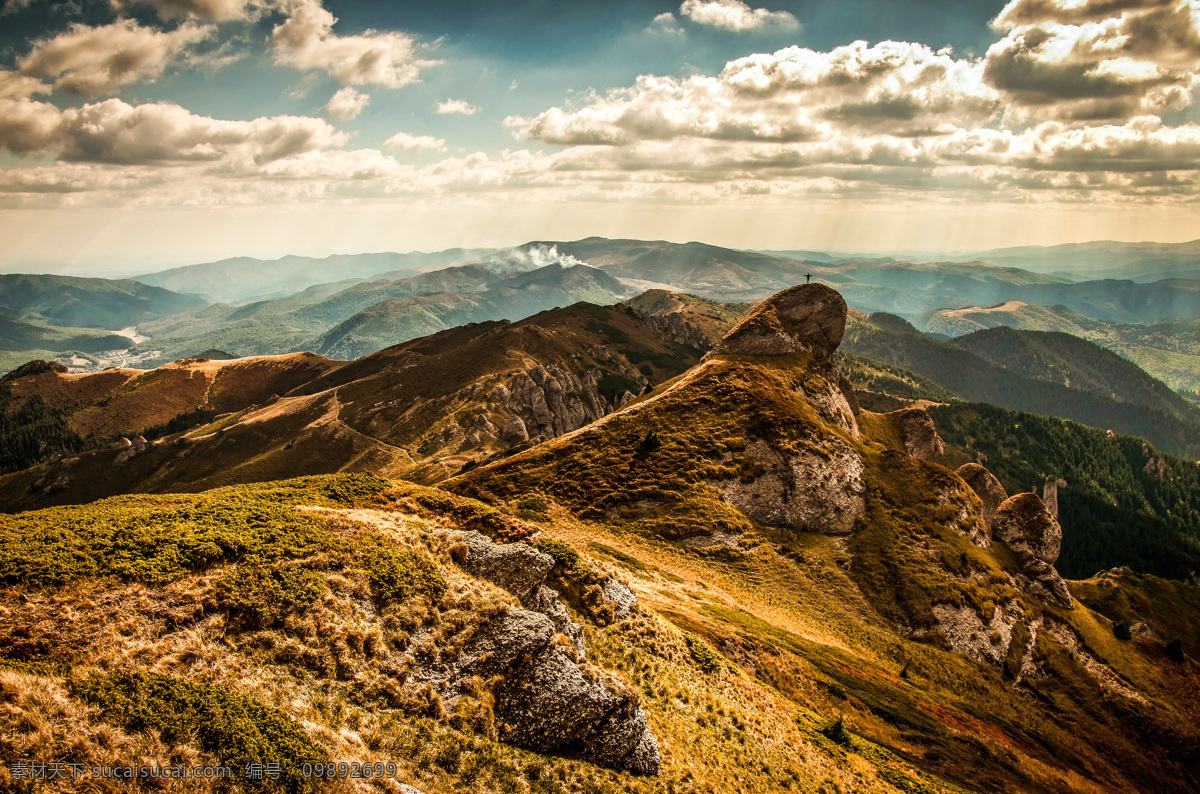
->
[384, 131, 446, 152]
[18, 20, 214, 95]
[679, 0, 799, 32]
[0, 93, 347, 166]
[984, 0, 1200, 119]
[510, 42, 1000, 146]
[436, 98, 479, 115]
[270, 0, 439, 88]
[647, 12, 686, 36]
[325, 86, 369, 120]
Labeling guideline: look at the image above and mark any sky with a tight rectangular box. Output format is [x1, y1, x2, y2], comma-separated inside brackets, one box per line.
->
[2, 0, 1200, 273]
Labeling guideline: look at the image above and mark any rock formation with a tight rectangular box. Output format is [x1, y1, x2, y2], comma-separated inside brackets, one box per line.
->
[644, 311, 708, 349]
[993, 493, 1074, 610]
[714, 283, 846, 358]
[1042, 475, 1066, 520]
[443, 531, 660, 774]
[890, 408, 945, 462]
[717, 438, 866, 536]
[957, 463, 1008, 535]
[491, 363, 644, 443]
[708, 283, 866, 534]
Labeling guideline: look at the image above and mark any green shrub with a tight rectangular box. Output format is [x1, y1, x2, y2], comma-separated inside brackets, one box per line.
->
[1166, 637, 1186, 662]
[0, 498, 333, 588]
[220, 556, 325, 627]
[1113, 621, 1133, 641]
[683, 631, 724, 674]
[317, 473, 391, 505]
[72, 671, 326, 791]
[820, 714, 851, 746]
[352, 536, 445, 603]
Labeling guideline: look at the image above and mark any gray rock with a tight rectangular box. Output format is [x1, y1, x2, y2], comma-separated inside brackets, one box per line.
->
[452, 530, 554, 603]
[645, 311, 708, 349]
[531, 585, 586, 658]
[891, 407, 945, 462]
[1042, 475, 1067, 520]
[601, 579, 637, 622]
[493, 638, 661, 775]
[993, 494, 1073, 609]
[714, 283, 846, 358]
[714, 438, 866, 536]
[956, 463, 1007, 535]
[398, 784, 426, 794]
[501, 416, 529, 444]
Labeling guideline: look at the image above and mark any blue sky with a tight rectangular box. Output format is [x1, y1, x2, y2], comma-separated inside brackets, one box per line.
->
[2, 0, 1200, 272]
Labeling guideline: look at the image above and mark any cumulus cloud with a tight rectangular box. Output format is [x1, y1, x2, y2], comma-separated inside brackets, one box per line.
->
[384, 131, 446, 151]
[510, 42, 999, 146]
[984, 0, 1200, 118]
[18, 20, 214, 95]
[679, 0, 799, 32]
[0, 91, 346, 167]
[270, 0, 439, 88]
[325, 86, 369, 120]
[435, 98, 479, 115]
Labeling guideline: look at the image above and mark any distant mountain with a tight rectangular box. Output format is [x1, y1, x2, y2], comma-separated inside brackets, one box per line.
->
[134, 248, 495, 304]
[958, 239, 1200, 282]
[0, 273, 209, 329]
[923, 302, 1200, 393]
[132, 262, 633, 364]
[0, 293, 734, 508]
[841, 314, 1200, 458]
[314, 263, 635, 359]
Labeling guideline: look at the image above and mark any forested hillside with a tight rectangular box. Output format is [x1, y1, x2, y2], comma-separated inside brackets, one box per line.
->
[842, 314, 1200, 458]
[931, 402, 1200, 581]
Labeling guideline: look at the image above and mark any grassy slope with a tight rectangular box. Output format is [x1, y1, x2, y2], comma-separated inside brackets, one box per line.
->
[450, 347, 1200, 793]
[0, 473, 955, 794]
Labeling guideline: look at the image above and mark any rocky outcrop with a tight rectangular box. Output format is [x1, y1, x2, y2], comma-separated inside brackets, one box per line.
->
[714, 283, 846, 359]
[492, 363, 642, 443]
[993, 494, 1074, 610]
[1042, 476, 1066, 520]
[444, 531, 660, 774]
[113, 435, 148, 465]
[501, 417, 529, 444]
[931, 601, 1024, 667]
[453, 531, 554, 603]
[957, 463, 1008, 535]
[714, 438, 866, 535]
[891, 408, 945, 462]
[645, 311, 708, 349]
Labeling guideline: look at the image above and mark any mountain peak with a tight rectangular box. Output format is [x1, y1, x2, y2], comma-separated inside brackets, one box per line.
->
[714, 282, 846, 358]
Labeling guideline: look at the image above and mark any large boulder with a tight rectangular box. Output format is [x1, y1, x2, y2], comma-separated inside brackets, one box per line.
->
[460, 607, 661, 775]
[956, 463, 1008, 534]
[891, 408, 945, 462]
[714, 283, 847, 358]
[452, 530, 553, 604]
[714, 438, 866, 535]
[993, 493, 1073, 609]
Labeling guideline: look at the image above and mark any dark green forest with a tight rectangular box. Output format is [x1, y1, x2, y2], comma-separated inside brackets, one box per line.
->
[843, 314, 1200, 459]
[930, 402, 1200, 581]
